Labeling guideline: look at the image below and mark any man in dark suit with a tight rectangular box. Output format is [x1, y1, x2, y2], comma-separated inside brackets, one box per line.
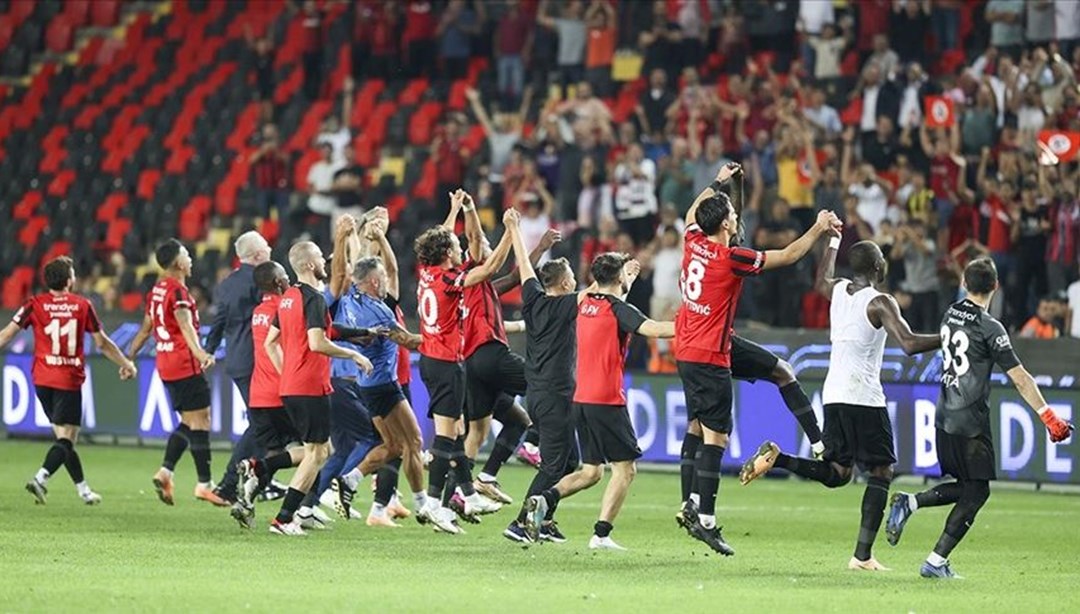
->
[205, 230, 271, 502]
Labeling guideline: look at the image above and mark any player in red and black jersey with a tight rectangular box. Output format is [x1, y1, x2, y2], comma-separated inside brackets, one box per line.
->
[524, 253, 675, 551]
[128, 240, 228, 508]
[411, 199, 517, 531]
[0, 257, 136, 505]
[675, 164, 841, 556]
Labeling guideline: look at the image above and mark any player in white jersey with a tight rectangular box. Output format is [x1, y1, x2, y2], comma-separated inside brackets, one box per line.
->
[739, 238, 940, 571]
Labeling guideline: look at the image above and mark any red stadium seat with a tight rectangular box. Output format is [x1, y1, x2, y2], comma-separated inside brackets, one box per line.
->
[0, 17, 14, 52]
[9, 0, 36, 26]
[91, 0, 121, 27]
[64, 0, 92, 27]
[46, 15, 75, 53]
[2, 266, 35, 309]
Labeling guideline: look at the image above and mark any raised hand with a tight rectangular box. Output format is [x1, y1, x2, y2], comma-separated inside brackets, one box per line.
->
[538, 228, 562, 251]
[503, 208, 520, 228]
[716, 161, 742, 183]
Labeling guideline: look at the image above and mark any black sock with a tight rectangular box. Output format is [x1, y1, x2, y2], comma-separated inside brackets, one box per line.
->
[162, 424, 190, 471]
[517, 470, 559, 524]
[779, 382, 822, 444]
[374, 458, 400, 506]
[594, 520, 613, 538]
[482, 422, 525, 478]
[679, 433, 702, 502]
[452, 436, 476, 497]
[774, 453, 850, 487]
[541, 487, 561, 512]
[275, 487, 307, 523]
[264, 451, 295, 477]
[524, 425, 539, 447]
[915, 482, 962, 508]
[188, 429, 212, 483]
[933, 480, 990, 559]
[426, 435, 455, 499]
[64, 447, 85, 484]
[854, 476, 891, 561]
[42, 438, 73, 476]
[300, 477, 320, 508]
[695, 444, 725, 516]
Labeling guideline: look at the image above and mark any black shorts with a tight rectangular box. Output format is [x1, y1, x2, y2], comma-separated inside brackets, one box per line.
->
[822, 403, 897, 471]
[419, 356, 465, 419]
[401, 383, 412, 404]
[248, 406, 300, 451]
[730, 335, 780, 383]
[936, 429, 996, 481]
[282, 395, 332, 444]
[35, 387, 82, 427]
[677, 361, 734, 433]
[573, 403, 642, 465]
[529, 391, 579, 477]
[163, 374, 211, 412]
[358, 382, 407, 419]
[464, 342, 527, 421]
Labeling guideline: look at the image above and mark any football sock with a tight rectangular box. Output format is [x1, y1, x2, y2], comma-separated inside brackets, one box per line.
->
[188, 429, 212, 483]
[374, 459, 400, 507]
[524, 425, 540, 447]
[426, 435, 454, 499]
[451, 437, 476, 497]
[774, 454, 850, 488]
[300, 481, 320, 508]
[926, 552, 948, 567]
[933, 480, 989, 559]
[483, 421, 525, 478]
[275, 487, 306, 524]
[915, 482, 963, 509]
[42, 438, 73, 479]
[694, 444, 725, 519]
[75, 481, 92, 497]
[370, 502, 387, 517]
[64, 447, 85, 484]
[779, 382, 822, 444]
[162, 424, 190, 472]
[594, 520, 613, 538]
[854, 476, 891, 561]
[342, 468, 364, 491]
[679, 433, 702, 502]
[263, 451, 294, 482]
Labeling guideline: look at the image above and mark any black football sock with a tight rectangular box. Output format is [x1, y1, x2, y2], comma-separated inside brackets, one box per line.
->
[426, 435, 455, 500]
[275, 487, 307, 524]
[42, 438, 73, 477]
[188, 429, 212, 483]
[594, 520, 613, 538]
[441, 472, 457, 506]
[779, 382, 822, 444]
[452, 436, 476, 497]
[854, 476, 891, 561]
[300, 477, 320, 508]
[64, 447, 85, 484]
[915, 482, 962, 509]
[162, 424, 190, 471]
[679, 433, 702, 502]
[932, 480, 989, 559]
[774, 454, 850, 487]
[264, 451, 295, 477]
[482, 422, 525, 478]
[695, 444, 725, 521]
[374, 458, 400, 506]
[524, 425, 540, 447]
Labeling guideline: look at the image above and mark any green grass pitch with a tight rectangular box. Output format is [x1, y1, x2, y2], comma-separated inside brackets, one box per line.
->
[0, 440, 1077, 612]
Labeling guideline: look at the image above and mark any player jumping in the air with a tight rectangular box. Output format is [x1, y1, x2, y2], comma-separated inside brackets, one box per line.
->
[0, 257, 137, 505]
[885, 258, 1074, 579]
[129, 240, 228, 507]
[741, 239, 940, 571]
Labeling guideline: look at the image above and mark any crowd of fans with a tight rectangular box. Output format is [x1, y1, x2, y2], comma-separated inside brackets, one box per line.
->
[212, 1, 1080, 352]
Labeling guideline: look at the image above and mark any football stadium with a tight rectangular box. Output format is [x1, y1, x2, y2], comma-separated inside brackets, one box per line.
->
[1, 0, 1078, 611]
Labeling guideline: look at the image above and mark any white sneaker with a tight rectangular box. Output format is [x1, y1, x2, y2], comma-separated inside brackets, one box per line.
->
[269, 519, 306, 536]
[80, 490, 102, 505]
[310, 505, 335, 524]
[588, 535, 627, 551]
[421, 503, 463, 535]
[319, 489, 337, 510]
[296, 511, 330, 530]
[466, 495, 502, 516]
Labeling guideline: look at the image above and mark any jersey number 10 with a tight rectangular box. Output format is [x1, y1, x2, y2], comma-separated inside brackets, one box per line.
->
[940, 325, 971, 377]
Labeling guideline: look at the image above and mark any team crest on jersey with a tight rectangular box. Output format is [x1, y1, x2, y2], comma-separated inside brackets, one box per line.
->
[994, 334, 1011, 349]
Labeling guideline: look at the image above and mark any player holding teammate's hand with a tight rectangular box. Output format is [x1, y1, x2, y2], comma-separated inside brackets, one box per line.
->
[1038, 407, 1074, 442]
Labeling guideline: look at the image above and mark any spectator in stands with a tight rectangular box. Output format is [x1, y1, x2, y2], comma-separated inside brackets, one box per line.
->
[1046, 191, 1080, 294]
[466, 86, 531, 183]
[363, 1, 400, 80]
[613, 143, 658, 245]
[673, 0, 709, 70]
[806, 21, 849, 83]
[584, 0, 617, 97]
[638, 0, 683, 83]
[432, 117, 468, 217]
[892, 220, 940, 332]
[854, 63, 900, 146]
[636, 69, 675, 141]
[576, 155, 613, 227]
[1013, 180, 1050, 321]
[655, 202, 686, 237]
[743, 0, 797, 71]
[898, 62, 931, 132]
[250, 124, 291, 220]
[299, 0, 324, 100]
[649, 225, 683, 324]
[537, 0, 588, 97]
[889, 0, 930, 66]
[1019, 297, 1062, 338]
[403, 0, 438, 79]
[495, 0, 533, 109]
[518, 192, 555, 264]
[658, 137, 695, 215]
[931, 0, 962, 51]
[717, 7, 749, 75]
[1067, 278, 1080, 338]
[803, 86, 842, 138]
[1026, 0, 1056, 50]
[842, 130, 894, 233]
[864, 33, 900, 77]
[437, 0, 482, 81]
[316, 78, 354, 166]
[305, 142, 341, 247]
[689, 108, 732, 194]
[754, 198, 804, 327]
[244, 25, 275, 118]
[1059, 2, 1080, 59]
[986, 0, 1025, 60]
[580, 215, 619, 284]
[554, 80, 614, 143]
[332, 143, 365, 223]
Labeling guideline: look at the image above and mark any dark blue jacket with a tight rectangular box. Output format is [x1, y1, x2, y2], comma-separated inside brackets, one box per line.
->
[205, 263, 259, 380]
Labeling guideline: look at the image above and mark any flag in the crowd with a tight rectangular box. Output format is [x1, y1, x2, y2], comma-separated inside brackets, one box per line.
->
[797, 149, 827, 185]
[923, 95, 955, 128]
[1038, 130, 1080, 163]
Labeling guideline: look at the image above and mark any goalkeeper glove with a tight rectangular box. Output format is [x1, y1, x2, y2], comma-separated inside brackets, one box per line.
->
[1038, 407, 1074, 443]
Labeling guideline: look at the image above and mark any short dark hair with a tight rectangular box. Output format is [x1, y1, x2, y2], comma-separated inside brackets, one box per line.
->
[155, 239, 184, 270]
[353, 256, 383, 282]
[414, 227, 455, 266]
[964, 258, 998, 295]
[848, 241, 882, 277]
[538, 258, 571, 289]
[696, 191, 733, 235]
[590, 252, 630, 286]
[42, 256, 74, 291]
[253, 261, 284, 293]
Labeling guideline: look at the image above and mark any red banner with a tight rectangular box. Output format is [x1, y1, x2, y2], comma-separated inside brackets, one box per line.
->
[923, 95, 955, 128]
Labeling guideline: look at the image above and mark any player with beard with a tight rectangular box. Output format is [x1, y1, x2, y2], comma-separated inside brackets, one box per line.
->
[0, 257, 137, 505]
